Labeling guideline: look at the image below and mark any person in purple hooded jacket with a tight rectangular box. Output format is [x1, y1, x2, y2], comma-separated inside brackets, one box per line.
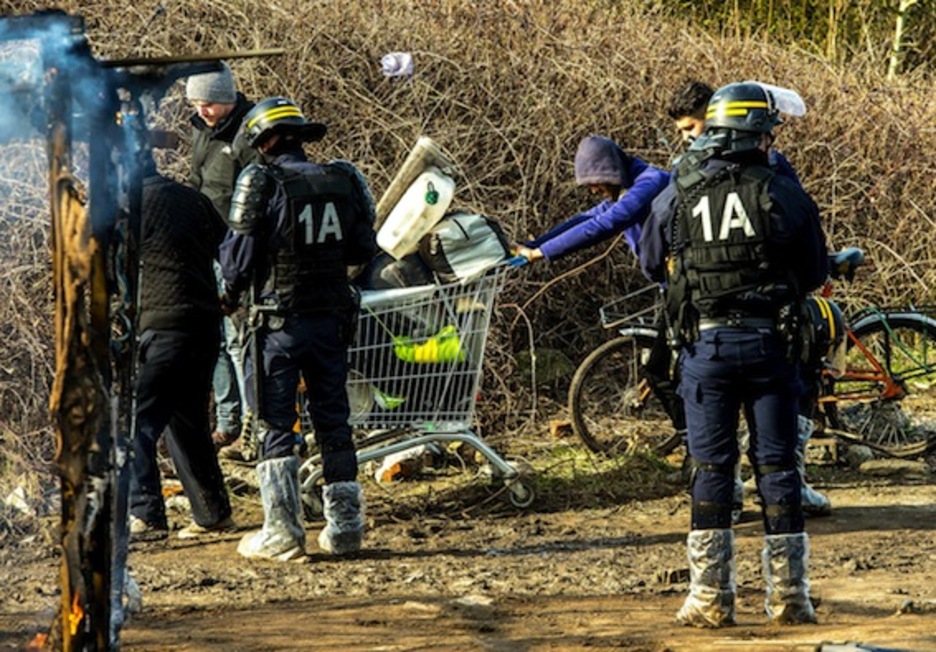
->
[514, 135, 685, 438]
[515, 135, 669, 263]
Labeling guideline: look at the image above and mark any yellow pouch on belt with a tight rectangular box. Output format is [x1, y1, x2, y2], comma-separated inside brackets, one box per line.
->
[393, 324, 466, 364]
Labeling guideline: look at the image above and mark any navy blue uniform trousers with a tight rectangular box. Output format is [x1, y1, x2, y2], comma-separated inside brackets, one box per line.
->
[130, 326, 231, 527]
[678, 327, 804, 534]
[246, 312, 357, 483]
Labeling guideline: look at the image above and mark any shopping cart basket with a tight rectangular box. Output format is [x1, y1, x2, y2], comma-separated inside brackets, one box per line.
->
[298, 266, 534, 517]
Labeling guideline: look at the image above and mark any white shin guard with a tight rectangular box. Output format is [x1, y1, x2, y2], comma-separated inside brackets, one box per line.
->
[763, 531, 817, 624]
[797, 416, 831, 516]
[237, 456, 306, 562]
[318, 480, 365, 556]
[677, 529, 736, 628]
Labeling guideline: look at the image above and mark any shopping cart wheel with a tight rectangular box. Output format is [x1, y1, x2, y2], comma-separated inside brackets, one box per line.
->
[507, 481, 535, 508]
[300, 484, 324, 521]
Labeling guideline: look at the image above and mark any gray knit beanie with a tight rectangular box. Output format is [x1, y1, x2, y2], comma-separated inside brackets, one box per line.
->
[573, 135, 633, 187]
[185, 62, 237, 104]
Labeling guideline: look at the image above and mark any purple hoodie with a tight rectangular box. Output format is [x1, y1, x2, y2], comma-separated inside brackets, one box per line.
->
[526, 136, 670, 260]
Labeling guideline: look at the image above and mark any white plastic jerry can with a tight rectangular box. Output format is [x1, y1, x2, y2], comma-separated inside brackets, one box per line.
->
[375, 136, 453, 222]
[377, 165, 455, 259]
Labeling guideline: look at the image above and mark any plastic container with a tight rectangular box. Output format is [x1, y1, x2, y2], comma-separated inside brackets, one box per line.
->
[375, 136, 454, 226]
[372, 443, 446, 483]
[376, 165, 455, 259]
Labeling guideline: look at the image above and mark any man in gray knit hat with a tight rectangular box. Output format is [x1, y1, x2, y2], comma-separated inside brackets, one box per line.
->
[186, 61, 261, 461]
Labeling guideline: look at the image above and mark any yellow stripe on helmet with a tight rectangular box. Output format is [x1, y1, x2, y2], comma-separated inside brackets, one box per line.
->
[708, 109, 751, 117]
[246, 106, 303, 129]
[706, 100, 770, 118]
[720, 101, 769, 109]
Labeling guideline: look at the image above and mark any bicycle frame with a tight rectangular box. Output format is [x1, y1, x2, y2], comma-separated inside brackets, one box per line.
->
[817, 326, 907, 405]
[614, 323, 664, 410]
[598, 284, 665, 402]
[817, 272, 936, 407]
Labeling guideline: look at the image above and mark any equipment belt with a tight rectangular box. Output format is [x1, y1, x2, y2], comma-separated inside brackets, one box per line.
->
[698, 317, 776, 331]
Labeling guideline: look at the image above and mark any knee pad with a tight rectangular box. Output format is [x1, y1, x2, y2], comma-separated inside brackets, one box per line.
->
[757, 464, 803, 534]
[316, 428, 355, 455]
[691, 461, 735, 529]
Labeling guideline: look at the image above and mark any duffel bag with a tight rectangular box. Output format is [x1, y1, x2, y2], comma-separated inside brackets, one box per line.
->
[418, 210, 510, 283]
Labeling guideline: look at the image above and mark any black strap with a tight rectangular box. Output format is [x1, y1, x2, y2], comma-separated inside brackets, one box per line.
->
[692, 460, 735, 476]
[757, 463, 796, 476]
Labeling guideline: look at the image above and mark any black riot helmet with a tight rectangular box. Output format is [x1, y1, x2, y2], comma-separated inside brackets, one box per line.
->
[240, 97, 327, 149]
[692, 82, 782, 156]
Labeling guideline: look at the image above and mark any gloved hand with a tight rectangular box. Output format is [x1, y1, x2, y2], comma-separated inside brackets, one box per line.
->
[510, 244, 543, 267]
[507, 255, 530, 268]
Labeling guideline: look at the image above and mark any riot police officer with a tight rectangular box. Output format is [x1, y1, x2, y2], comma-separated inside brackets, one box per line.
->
[666, 78, 832, 520]
[220, 97, 377, 561]
[640, 82, 828, 627]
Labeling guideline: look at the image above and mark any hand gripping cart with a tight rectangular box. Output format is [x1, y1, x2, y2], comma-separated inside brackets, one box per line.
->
[298, 266, 534, 518]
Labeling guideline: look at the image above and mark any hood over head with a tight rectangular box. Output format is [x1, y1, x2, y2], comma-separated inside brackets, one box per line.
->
[573, 135, 633, 188]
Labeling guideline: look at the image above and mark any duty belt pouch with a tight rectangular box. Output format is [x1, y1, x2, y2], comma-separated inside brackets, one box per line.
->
[664, 284, 684, 348]
[776, 301, 801, 363]
[249, 304, 285, 332]
[664, 260, 698, 348]
[266, 314, 285, 331]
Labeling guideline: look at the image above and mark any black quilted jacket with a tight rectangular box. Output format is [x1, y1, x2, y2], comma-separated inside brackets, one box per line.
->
[139, 175, 226, 332]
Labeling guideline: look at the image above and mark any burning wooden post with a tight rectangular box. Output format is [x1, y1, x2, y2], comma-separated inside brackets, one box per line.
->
[1, 9, 281, 649]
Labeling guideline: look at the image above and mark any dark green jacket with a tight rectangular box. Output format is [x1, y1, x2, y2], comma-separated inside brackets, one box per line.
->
[188, 93, 260, 221]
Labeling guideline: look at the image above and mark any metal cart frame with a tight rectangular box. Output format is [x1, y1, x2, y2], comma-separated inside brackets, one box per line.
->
[298, 267, 533, 516]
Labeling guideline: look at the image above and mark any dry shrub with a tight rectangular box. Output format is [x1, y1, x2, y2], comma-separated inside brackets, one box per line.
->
[0, 1, 934, 477]
[0, 141, 55, 521]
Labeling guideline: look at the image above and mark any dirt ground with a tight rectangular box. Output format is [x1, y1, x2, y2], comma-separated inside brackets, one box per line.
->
[1, 445, 935, 652]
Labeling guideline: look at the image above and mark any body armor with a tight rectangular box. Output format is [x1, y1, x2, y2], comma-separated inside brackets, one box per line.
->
[263, 165, 357, 312]
[667, 162, 792, 343]
[229, 163, 273, 234]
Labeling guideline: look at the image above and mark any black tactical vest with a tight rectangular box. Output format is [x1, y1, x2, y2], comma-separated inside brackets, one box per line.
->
[263, 165, 356, 312]
[673, 164, 781, 321]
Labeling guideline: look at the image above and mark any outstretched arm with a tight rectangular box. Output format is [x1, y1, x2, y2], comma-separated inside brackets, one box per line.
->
[537, 165, 670, 261]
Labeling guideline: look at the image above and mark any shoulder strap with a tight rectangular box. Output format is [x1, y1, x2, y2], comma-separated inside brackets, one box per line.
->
[267, 164, 353, 198]
[738, 164, 775, 224]
[739, 164, 774, 185]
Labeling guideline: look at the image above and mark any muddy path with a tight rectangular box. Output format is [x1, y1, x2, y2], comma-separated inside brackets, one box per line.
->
[1, 455, 935, 651]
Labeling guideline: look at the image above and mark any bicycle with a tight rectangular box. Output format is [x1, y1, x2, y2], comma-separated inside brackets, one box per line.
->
[815, 248, 936, 458]
[568, 248, 936, 459]
[567, 283, 682, 456]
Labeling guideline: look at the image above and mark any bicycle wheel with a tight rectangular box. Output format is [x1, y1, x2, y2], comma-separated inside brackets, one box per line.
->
[568, 334, 681, 456]
[823, 313, 936, 458]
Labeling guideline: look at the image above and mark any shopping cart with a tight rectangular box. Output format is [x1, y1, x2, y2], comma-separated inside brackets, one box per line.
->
[298, 266, 534, 517]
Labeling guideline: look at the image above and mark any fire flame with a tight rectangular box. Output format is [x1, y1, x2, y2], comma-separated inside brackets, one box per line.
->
[68, 592, 84, 636]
